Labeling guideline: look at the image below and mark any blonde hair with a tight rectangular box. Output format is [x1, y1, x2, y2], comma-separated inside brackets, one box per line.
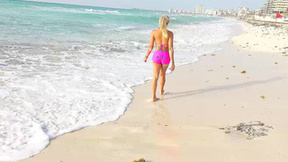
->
[159, 15, 170, 38]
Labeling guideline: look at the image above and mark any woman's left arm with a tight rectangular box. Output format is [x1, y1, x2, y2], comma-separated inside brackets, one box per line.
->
[144, 31, 155, 62]
[169, 31, 175, 71]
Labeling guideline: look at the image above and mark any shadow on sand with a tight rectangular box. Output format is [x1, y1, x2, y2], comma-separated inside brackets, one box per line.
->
[162, 77, 285, 100]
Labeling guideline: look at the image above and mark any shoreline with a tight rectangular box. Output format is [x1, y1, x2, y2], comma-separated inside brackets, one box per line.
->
[19, 21, 288, 162]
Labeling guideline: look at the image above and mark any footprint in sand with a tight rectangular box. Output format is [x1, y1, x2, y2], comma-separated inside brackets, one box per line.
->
[146, 98, 160, 102]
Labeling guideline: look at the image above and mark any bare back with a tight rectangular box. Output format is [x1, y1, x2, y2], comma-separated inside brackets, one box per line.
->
[151, 29, 173, 52]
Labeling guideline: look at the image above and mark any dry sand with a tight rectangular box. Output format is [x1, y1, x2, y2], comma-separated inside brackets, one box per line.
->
[231, 21, 288, 54]
[20, 23, 288, 162]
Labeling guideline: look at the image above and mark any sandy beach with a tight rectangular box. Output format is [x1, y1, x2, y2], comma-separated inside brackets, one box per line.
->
[18, 21, 288, 162]
[231, 20, 288, 54]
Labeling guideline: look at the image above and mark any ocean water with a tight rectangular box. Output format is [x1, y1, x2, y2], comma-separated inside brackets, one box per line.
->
[0, 0, 241, 161]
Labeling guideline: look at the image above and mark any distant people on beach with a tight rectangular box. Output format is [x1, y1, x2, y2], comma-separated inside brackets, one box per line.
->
[144, 15, 175, 102]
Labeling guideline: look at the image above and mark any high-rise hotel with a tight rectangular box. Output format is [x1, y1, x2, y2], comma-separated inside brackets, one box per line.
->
[195, 5, 204, 14]
[261, 0, 288, 14]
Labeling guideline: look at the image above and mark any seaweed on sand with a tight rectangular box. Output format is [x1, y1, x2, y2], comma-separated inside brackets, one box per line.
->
[260, 95, 265, 99]
[241, 70, 246, 74]
[133, 158, 145, 162]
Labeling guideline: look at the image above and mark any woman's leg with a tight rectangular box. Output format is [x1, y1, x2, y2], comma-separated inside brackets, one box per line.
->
[152, 61, 161, 102]
[160, 65, 169, 95]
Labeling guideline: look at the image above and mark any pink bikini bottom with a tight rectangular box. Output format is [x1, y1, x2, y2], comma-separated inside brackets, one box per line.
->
[152, 51, 170, 65]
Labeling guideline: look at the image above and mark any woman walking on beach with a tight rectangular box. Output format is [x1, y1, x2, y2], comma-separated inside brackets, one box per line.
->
[144, 15, 175, 102]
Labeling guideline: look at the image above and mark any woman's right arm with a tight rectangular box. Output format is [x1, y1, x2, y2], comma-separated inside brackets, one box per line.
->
[169, 31, 175, 71]
[144, 31, 155, 62]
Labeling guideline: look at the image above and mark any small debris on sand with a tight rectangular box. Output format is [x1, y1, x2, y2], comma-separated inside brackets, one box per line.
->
[260, 95, 265, 99]
[232, 66, 236, 68]
[241, 71, 246, 74]
[275, 62, 278, 64]
[133, 158, 145, 162]
[211, 54, 216, 56]
[224, 130, 231, 134]
[219, 121, 273, 140]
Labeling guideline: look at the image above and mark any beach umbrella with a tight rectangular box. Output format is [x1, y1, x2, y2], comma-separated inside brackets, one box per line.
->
[276, 13, 282, 18]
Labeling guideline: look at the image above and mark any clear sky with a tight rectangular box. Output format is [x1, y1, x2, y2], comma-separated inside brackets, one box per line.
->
[24, 0, 267, 11]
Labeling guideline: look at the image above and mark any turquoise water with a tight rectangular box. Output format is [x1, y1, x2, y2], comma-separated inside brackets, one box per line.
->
[0, 0, 240, 161]
[0, 0, 221, 44]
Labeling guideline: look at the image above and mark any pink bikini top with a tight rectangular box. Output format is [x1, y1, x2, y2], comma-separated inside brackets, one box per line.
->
[156, 43, 168, 51]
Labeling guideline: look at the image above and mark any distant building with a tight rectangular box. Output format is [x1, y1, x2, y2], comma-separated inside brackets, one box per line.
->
[204, 6, 250, 18]
[260, 2, 269, 14]
[261, 0, 288, 14]
[168, 9, 194, 14]
[205, 8, 221, 16]
[267, 0, 275, 14]
[195, 5, 204, 14]
[237, 7, 250, 18]
[272, 0, 288, 13]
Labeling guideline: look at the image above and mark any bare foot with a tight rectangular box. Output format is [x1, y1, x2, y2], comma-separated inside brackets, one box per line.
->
[152, 97, 159, 102]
